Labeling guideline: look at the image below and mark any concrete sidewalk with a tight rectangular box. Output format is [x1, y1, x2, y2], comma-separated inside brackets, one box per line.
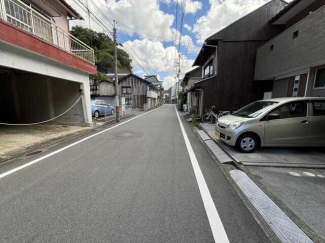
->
[0, 111, 141, 163]
[0, 125, 91, 159]
[199, 123, 325, 242]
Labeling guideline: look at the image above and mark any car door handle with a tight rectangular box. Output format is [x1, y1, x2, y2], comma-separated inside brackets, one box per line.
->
[301, 120, 309, 124]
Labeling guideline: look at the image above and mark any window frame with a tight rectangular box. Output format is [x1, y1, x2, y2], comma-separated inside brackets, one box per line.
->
[312, 100, 325, 117]
[313, 67, 325, 90]
[122, 86, 132, 94]
[202, 55, 215, 79]
[264, 101, 308, 120]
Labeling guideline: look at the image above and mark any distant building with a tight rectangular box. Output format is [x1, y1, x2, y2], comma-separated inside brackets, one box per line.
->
[144, 75, 164, 106]
[181, 67, 202, 112]
[118, 74, 159, 110]
[163, 88, 172, 104]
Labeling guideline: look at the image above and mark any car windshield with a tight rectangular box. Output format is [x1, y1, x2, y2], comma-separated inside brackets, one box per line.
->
[233, 101, 278, 118]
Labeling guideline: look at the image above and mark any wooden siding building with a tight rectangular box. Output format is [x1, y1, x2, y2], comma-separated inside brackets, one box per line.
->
[119, 74, 159, 109]
[192, 0, 287, 115]
[119, 74, 148, 108]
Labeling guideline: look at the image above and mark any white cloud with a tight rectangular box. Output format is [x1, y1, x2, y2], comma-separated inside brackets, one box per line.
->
[66, 0, 198, 87]
[163, 75, 178, 90]
[193, 0, 273, 43]
[175, 35, 200, 54]
[161, 0, 202, 14]
[184, 24, 192, 31]
[67, 0, 177, 41]
[124, 39, 194, 73]
[182, 0, 202, 14]
[122, 39, 195, 88]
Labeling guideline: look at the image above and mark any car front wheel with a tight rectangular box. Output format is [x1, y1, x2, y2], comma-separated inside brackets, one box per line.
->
[94, 111, 100, 118]
[236, 134, 258, 153]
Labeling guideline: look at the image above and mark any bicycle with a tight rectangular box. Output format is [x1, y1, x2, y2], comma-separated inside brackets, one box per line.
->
[202, 107, 229, 124]
[188, 106, 198, 118]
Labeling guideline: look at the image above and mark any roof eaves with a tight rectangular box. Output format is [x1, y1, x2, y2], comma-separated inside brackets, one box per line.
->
[58, 0, 84, 20]
[269, 0, 297, 23]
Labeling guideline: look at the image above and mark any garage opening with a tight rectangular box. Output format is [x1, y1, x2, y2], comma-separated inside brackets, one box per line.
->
[0, 67, 86, 125]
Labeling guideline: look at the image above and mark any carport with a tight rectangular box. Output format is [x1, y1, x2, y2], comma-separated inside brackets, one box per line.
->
[0, 67, 87, 126]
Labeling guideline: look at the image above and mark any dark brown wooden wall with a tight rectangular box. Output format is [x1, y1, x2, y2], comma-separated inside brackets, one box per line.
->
[197, 41, 273, 113]
[208, 0, 287, 41]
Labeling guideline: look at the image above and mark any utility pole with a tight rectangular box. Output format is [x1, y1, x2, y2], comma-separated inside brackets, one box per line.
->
[113, 20, 120, 122]
[86, 0, 92, 46]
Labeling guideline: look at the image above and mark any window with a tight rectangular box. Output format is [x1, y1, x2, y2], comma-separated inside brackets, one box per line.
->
[293, 30, 299, 39]
[203, 59, 214, 78]
[292, 76, 300, 97]
[122, 87, 132, 94]
[269, 101, 307, 119]
[269, 45, 274, 52]
[314, 68, 325, 88]
[313, 101, 325, 116]
[122, 87, 132, 105]
[124, 95, 132, 105]
[233, 101, 278, 118]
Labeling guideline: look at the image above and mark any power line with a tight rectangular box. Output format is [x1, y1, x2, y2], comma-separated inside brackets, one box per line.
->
[178, 0, 186, 54]
[117, 22, 174, 42]
[173, 0, 179, 78]
[72, 0, 114, 38]
[184, 7, 199, 57]
[80, 0, 156, 76]
[87, 0, 175, 43]
[71, 0, 151, 76]
[88, 0, 114, 27]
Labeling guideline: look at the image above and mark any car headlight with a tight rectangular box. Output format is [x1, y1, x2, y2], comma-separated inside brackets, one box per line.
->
[229, 121, 243, 130]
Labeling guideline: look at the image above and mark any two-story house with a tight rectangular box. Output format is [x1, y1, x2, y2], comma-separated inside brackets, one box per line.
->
[255, 0, 325, 98]
[144, 75, 164, 106]
[180, 67, 202, 114]
[0, 0, 96, 126]
[192, 0, 287, 116]
[119, 73, 158, 110]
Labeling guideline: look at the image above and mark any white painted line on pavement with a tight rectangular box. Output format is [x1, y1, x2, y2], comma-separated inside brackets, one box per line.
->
[0, 108, 160, 180]
[175, 107, 230, 243]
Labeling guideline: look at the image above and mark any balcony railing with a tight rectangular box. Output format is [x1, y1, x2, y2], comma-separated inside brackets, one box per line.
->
[0, 0, 95, 64]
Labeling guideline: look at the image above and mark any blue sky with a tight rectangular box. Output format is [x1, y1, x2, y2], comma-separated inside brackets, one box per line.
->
[67, 0, 289, 89]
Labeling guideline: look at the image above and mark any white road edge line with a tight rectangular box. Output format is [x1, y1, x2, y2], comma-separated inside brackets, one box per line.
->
[0, 108, 159, 180]
[175, 107, 230, 243]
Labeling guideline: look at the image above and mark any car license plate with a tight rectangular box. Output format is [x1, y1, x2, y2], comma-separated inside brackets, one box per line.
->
[216, 131, 221, 138]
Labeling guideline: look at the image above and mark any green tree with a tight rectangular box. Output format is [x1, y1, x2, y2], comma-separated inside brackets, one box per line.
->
[71, 26, 132, 78]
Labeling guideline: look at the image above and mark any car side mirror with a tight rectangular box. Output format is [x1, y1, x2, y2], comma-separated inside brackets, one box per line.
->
[265, 114, 280, 120]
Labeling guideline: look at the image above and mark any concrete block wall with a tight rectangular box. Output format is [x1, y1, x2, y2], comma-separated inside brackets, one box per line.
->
[255, 6, 325, 81]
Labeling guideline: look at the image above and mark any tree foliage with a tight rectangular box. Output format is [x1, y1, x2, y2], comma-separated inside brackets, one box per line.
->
[71, 26, 132, 75]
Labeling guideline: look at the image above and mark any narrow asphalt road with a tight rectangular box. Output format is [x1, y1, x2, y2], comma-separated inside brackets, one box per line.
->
[0, 105, 270, 243]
